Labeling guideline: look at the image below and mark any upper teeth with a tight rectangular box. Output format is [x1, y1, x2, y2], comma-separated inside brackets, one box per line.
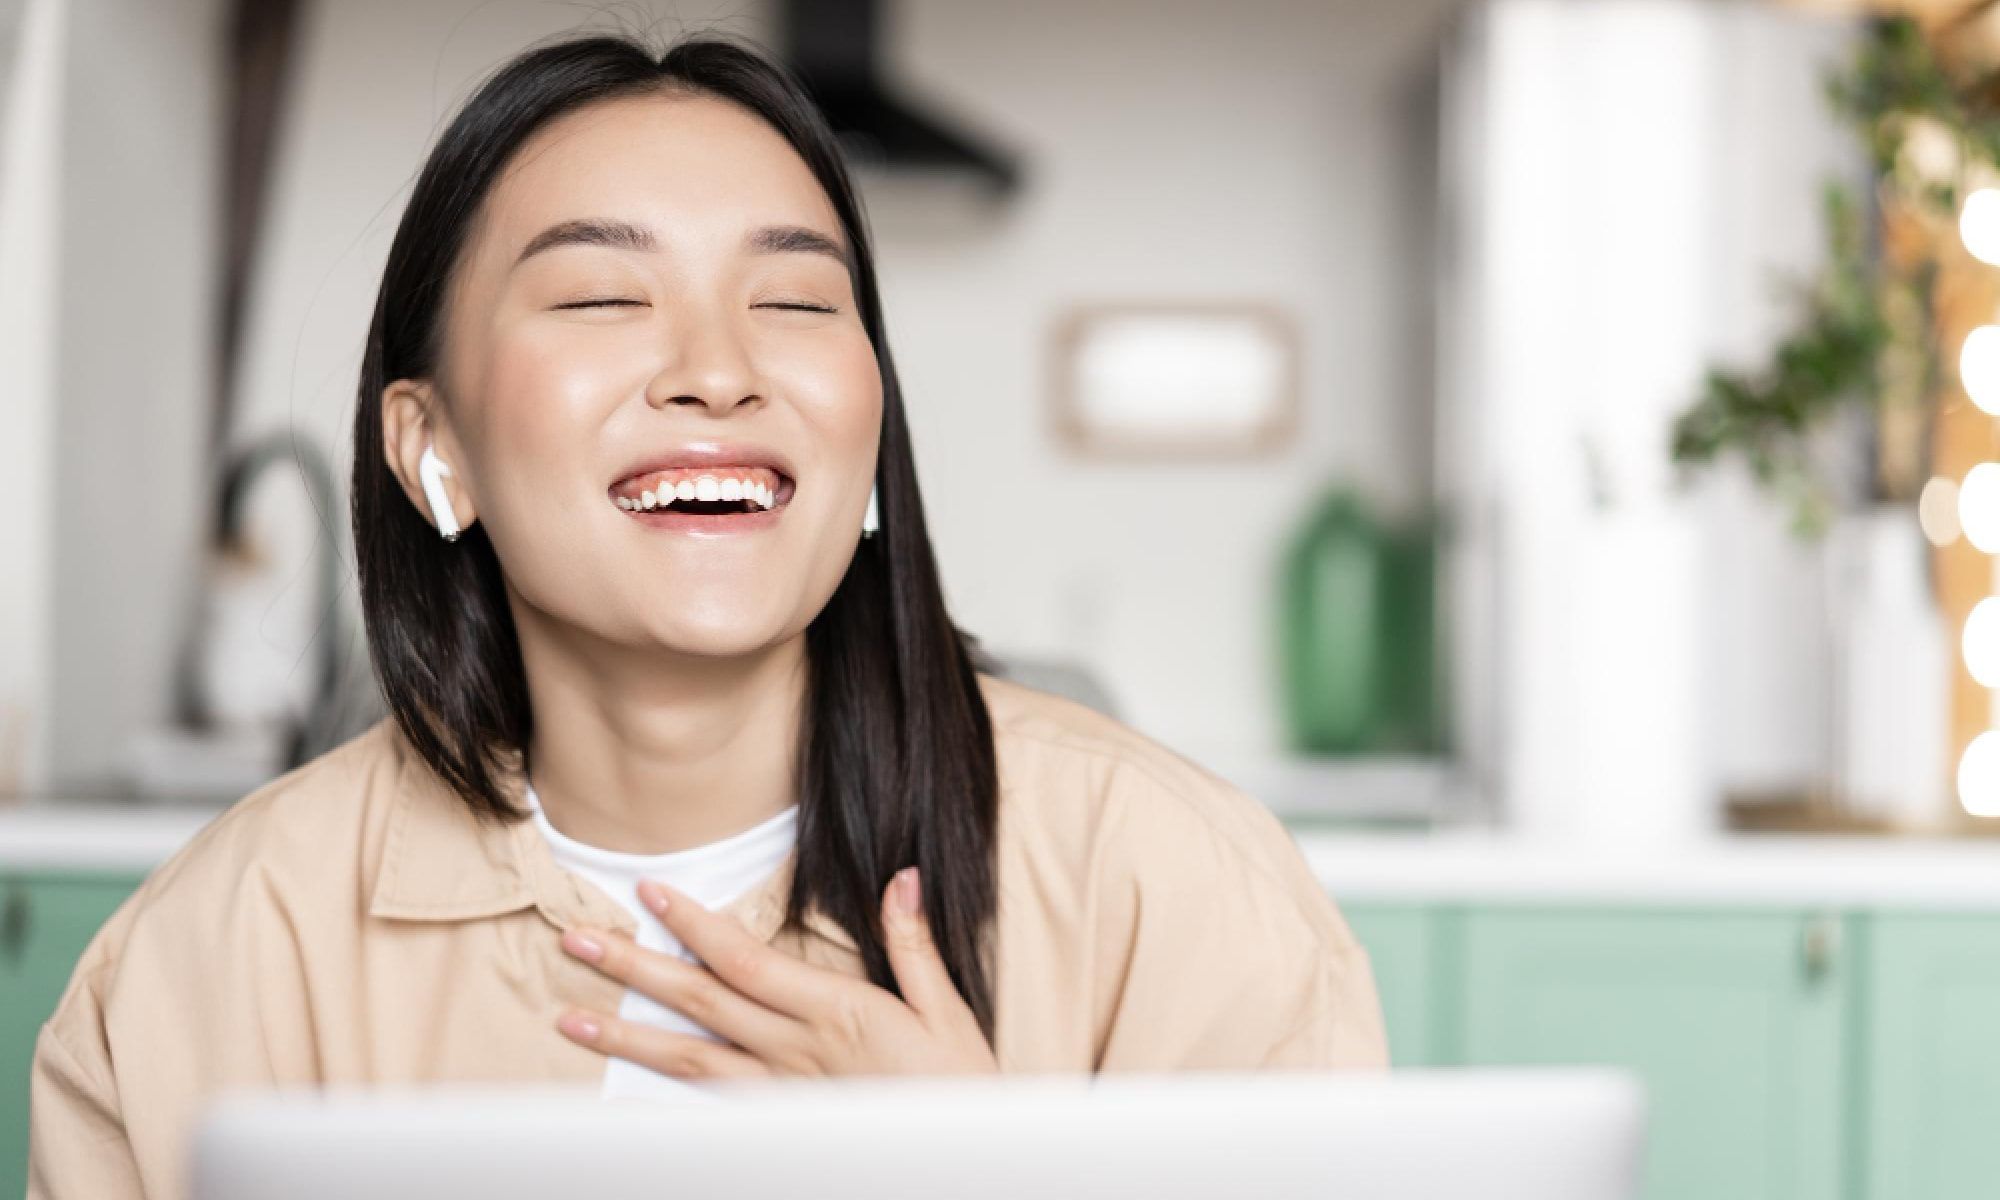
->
[617, 472, 779, 512]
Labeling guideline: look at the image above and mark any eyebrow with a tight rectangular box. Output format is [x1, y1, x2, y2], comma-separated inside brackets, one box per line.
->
[512, 218, 852, 272]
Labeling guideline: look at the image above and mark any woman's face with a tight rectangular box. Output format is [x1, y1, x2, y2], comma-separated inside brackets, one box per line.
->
[391, 91, 882, 658]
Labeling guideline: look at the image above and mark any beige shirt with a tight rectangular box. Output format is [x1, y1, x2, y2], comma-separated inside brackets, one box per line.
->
[28, 672, 1387, 1200]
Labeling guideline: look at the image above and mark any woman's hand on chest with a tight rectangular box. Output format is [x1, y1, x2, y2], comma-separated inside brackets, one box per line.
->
[553, 866, 998, 1080]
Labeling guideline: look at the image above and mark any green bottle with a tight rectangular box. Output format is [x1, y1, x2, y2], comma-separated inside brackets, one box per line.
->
[1277, 487, 1442, 755]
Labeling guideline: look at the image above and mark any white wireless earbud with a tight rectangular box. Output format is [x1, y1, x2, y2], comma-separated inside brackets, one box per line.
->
[862, 482, 879, 538]
[418, 443, 461, 542]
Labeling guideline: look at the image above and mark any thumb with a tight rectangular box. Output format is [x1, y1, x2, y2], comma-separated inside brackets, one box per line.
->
[880, 866, 957, 1019]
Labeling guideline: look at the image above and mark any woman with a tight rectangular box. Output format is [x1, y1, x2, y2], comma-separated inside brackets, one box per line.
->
[27, 31, 1386, 1200]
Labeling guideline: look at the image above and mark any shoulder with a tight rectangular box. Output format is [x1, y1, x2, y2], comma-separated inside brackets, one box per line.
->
[123, 717, 406, 927]
[30, 721, 416, 1195]
[976, 672, 1383, 1068]
[44, 719, 408, 1045]
[978, 668, 1248, 828]
[976, 671, 1350, 949]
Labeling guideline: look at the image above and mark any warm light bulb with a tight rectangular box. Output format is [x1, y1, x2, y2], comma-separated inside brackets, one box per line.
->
[1921, 475, 1963, 546]
[1966, 326, 2000, 415]
[1903, 118, 1960, 183]
[1965, 598, 2000, 686]
[1963, 189, 2000, 265]
[1960, 463, 2000, 553]
[1959, 730, 2000, 817]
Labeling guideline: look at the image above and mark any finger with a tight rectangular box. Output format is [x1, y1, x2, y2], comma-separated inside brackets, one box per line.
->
[879, 867, 964, 1020]
[561, 926, 799, 1056]
[558, 1008, 772, 1080]
[636, 880, 833, 1021]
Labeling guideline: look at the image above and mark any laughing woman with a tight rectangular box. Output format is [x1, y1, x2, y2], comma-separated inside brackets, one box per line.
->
[28, 32, 1385, 1200]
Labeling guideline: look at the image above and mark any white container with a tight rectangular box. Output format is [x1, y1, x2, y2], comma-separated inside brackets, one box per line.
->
[1827, 505, 1950, 828]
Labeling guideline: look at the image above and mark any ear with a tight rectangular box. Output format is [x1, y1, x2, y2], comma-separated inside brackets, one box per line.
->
[381, 378, 474, 536]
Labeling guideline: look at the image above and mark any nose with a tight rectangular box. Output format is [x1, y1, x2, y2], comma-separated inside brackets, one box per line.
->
[645, 302, 760, 414]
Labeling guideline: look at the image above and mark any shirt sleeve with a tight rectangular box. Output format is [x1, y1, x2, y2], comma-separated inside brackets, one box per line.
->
[27, 1014, 146, 1200]
[1255, 952, 1392, 1071]
[1087, 758, 1389, 1073]
[24, 832, 305, 1200]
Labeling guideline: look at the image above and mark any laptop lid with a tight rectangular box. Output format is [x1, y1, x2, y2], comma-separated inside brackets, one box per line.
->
[191, 1067, 1645, 1200]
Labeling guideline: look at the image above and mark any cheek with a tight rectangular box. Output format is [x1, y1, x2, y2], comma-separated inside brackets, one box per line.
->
[461, 327, 649, 557]
[482, 326, 646, 445]
[764, 329, 883, 452]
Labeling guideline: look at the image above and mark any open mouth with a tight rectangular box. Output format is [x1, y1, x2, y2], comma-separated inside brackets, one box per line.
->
[610, 467, 795, 516]
[662, 497, 766, 515]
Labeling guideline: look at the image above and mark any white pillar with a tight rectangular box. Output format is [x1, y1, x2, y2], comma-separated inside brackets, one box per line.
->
[0, 0, 67, 797]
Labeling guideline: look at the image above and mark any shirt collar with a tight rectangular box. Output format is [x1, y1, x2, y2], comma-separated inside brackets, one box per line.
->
[366, 720, 858, 954]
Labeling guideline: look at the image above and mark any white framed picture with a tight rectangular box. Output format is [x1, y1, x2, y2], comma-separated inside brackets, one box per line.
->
[1049, 302, 1300, 458]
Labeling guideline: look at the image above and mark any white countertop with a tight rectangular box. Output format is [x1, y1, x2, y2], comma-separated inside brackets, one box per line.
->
[4, 802, 1999, 909]
[0, 803, 222, 870]
[1297, 829, 2000, 910]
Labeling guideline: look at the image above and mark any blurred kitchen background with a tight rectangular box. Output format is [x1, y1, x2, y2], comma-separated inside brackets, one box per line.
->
[6, 0, 2000, 1196]
[0, 0, 1961, 834]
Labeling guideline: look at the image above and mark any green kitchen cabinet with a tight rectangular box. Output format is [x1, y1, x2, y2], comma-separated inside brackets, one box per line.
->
[1855, 913, 2000, 1200]
[1, 872, 146, 1200]
[1338, 903, 1450, 1066]
[1457, 908, 1848, 1200]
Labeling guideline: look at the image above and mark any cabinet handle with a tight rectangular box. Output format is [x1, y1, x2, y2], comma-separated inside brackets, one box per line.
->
[0, 882, 27, 965]
[1801, 913, 1840, 983]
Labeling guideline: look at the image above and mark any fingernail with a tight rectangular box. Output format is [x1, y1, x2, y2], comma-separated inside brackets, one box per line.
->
[893, 867, 920, 916]
[559, 1011, 601, 1042]
[637, 880, 669, 915]
[563, 930, 605, 963]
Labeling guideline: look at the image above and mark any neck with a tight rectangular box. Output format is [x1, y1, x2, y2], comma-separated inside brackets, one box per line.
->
[513, 599, 808, 855]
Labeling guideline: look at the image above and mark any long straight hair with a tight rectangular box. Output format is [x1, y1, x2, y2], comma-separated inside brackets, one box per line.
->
[349, 33, 1001, 1038]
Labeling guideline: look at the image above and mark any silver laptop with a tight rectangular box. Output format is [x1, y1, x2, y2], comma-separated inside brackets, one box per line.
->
[191, 1067, 1645, 1200]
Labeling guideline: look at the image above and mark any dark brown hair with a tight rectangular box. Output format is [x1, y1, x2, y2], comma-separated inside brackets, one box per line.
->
[349, 32, 1001, 1037]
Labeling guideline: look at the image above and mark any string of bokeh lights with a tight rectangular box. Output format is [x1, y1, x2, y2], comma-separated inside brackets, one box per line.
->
[1936, 189, 2000, 816]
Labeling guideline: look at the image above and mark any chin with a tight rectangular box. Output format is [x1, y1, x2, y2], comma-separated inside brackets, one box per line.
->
[645, 610, 793, 658]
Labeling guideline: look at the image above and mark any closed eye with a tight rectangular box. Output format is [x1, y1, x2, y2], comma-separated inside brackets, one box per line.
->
[553, 299, 836, 312]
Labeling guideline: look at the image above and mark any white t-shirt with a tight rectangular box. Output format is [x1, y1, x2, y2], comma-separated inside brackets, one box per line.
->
[522, 779, 798, 1099]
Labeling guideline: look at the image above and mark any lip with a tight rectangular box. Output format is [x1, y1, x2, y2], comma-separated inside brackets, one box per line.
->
[609, 441, 797, 491]
[623, 503, 786, 538]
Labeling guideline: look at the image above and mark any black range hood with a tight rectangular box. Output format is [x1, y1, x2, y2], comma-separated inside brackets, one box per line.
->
[780, 0, 1021, 198]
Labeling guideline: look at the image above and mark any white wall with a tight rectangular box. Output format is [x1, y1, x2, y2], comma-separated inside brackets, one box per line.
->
[0, 0, 64, 795]
[874, 0, 1456, 757]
